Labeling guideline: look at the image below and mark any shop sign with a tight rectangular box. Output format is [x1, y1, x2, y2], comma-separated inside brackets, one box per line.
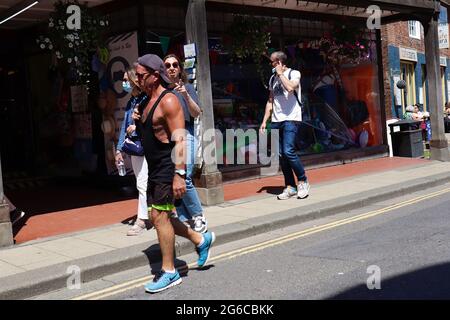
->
[440, 56, 447, 67]
[399, 47, 417, 62]
[439, 23, 449, 49]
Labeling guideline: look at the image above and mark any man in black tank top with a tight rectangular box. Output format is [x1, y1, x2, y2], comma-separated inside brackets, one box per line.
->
[134, 54, 215, 293]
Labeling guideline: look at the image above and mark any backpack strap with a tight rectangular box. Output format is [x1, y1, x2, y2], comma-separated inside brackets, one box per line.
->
[269, 74, 275, 90]
[288, 68, 303, 107]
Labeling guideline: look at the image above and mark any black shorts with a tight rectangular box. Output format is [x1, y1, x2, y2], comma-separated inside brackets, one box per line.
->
[146, 181, 175, 212]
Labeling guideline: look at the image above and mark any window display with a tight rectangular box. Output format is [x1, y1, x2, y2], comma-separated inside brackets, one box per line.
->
[208, 18, 382, 168]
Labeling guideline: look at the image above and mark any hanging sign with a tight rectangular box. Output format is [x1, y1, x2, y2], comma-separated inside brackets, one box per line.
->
[439, 23, 449, 49]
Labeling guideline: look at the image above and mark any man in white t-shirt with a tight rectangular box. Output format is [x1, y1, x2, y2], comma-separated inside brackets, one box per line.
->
[260, 51, 310, 200]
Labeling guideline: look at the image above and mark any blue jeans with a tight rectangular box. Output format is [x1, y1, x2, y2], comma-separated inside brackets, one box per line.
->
[270, 121, 307, 187]
[176, 122, 203, 222]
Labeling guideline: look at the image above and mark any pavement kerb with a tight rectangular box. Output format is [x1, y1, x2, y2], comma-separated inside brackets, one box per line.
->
[1, 170, 450, 300]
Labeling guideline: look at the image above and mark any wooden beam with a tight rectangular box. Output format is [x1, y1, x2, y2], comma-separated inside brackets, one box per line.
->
[423, 13, 450, 161]
[375, 28, 389, 146]
[206, 1, 368, 25]
[185, 0, 224, 205]
[207, 0, 438, 15]
[380, 13, 410, 24]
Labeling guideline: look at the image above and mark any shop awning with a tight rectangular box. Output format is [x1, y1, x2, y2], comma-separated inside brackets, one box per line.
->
[207, 0, 440, 23]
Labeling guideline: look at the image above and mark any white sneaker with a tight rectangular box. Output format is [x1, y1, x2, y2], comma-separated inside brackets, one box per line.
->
[277, 187, 297, 200]
[193, 215, 208, 233]
[297, 181, 310, 199]
[126, 219, 151, 236]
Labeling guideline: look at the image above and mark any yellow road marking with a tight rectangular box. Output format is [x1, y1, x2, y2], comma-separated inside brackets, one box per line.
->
[72, 187, 450, 300]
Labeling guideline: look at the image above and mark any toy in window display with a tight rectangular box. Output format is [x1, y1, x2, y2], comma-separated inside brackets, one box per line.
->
[358, 130, 369, 148]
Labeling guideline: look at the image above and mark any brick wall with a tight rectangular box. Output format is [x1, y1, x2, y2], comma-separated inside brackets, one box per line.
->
[381, 21, 450, 120]
[381, 25, 393, 120]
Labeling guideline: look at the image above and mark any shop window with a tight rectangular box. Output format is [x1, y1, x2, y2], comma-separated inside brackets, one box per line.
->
[208, 15, 382, 169]
[400, 62, 416, 113]
[408, 21, 421, 40]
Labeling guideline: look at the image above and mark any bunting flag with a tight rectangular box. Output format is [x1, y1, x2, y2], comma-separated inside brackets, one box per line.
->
[159, 36, 170, 55]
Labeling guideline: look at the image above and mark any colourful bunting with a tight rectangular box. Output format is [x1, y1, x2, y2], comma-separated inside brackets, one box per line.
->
[159, 36, 170, 55]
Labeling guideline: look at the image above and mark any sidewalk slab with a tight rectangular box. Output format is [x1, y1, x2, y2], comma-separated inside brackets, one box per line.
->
[11, 157, 428, 244]
[0, 160, 449, 299]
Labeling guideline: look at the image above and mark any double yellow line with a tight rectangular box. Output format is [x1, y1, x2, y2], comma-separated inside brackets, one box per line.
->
[72, 187, 450, 300]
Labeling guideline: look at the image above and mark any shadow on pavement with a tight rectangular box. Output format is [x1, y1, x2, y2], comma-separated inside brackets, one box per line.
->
[8, 177, 138, 238]
[257, 186, 284, 195]
[327, 262, 450, 300]
[143, 244, 190, 278]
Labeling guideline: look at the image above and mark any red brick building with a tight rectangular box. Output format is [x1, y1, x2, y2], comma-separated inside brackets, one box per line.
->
[381, 3, 450, 120]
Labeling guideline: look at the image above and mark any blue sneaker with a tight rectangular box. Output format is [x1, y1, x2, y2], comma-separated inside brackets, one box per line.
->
[196, 231, 216, 268]
[144, 270, 182, 293]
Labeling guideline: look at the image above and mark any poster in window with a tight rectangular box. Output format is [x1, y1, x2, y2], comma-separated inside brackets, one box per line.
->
[184, 43, 196, 58]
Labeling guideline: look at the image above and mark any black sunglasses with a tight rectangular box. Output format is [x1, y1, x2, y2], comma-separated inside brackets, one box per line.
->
[165, 62, 179, 69]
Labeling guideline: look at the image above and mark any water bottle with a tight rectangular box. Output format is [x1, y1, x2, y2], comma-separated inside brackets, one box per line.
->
[117, 160, 126, 176]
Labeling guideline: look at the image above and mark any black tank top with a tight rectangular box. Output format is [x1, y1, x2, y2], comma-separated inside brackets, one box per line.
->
[138, 90, 176, 183]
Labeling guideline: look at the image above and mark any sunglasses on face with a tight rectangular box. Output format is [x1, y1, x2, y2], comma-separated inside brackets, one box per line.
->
[136, 72, 151, 80]
[165, 62, 179, 69]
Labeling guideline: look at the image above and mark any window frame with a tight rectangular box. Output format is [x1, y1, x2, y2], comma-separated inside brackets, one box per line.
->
[408, 21, 421, 40]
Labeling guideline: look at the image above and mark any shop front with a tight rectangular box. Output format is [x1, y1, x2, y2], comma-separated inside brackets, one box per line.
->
[1, 0, 450, 246]
[188, 0, 449, 205]
[204, 3, 386, 181]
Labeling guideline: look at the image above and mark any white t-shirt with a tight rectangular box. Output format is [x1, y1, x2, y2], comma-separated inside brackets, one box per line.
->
[269, 68, 302, 122]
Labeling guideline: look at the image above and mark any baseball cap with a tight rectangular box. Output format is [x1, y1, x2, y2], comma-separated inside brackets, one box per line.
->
[137, 54, 172, 84]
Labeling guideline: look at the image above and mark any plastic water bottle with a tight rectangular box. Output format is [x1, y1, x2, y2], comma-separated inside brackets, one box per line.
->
[117, 160, 126, 176]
